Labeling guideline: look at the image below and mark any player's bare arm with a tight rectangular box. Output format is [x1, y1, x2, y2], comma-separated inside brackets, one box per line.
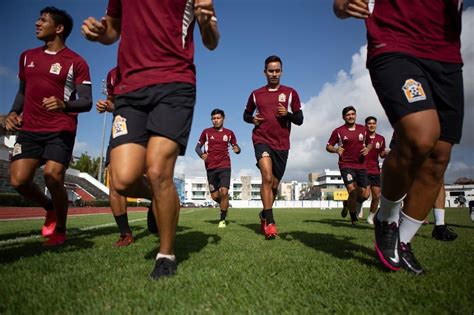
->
[233, 144, 241, 154]
[81, 16, 121, 45]
[333, 0, 370, 19]
[195, 0, 219, 50]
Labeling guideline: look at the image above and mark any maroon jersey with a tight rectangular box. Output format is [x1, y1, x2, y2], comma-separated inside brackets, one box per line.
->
[366, 0, 463, 64]
[366, 133, 386, 175]
[198, 127, 238, 170]
[245, 85, 302, 150]
[327, 124, 368, 169]
[106, 67, 118, 96]
[18, 47, 91, 134]
[107, 0, 198, 95]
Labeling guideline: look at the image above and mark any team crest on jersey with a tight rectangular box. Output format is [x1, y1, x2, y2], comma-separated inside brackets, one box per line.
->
[346, 173, 353, 182]
[112, 115, 128, 138]
[223, 135, 228, 142]
[278, 93, 286, 103]
[27, 61, 35, 68]
[49, 63, 62, 75]
[376, 142, 380, 149]
[358, 134, 364, 141]
[262, 151, 270, 158]
[12, 143, 22, 156]
[210, 136, 215, 140]
[402, 79, 426, 103]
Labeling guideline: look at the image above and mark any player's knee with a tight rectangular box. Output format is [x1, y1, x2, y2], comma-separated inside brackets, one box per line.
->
[43, 170, 63, 188]
[10, 175, 29, 191]
[146, 168, 173, 188]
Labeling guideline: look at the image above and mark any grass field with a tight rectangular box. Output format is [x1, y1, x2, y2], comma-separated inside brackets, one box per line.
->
[0, 207, 473, 314]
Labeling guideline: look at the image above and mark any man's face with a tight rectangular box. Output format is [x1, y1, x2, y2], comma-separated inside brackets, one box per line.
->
[211, 114, 224, 129]
[35, 13, 59, 41]
[265, 61, 282, 86]
[343, 110, 356, 124]
[366, 119, 377, 133]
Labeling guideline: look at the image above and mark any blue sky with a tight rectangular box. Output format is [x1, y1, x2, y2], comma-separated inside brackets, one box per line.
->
[1, 0, 473, 184]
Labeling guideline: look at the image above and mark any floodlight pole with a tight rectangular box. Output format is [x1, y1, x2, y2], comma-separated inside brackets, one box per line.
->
[98, 79, 107, 183]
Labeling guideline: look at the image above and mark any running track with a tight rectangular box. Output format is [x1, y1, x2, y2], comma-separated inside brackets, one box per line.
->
[0, 207, 148, 220]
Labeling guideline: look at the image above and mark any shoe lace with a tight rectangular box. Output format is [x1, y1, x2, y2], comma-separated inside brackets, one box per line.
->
[381, 222, 398, 246]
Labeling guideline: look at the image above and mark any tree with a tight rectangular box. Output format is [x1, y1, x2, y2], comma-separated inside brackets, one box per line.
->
[70, 152, 101, 178]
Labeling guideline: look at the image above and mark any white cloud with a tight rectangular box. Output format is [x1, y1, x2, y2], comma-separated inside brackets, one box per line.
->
[0, 65, 17, 82]
[175, 156, 206, 178]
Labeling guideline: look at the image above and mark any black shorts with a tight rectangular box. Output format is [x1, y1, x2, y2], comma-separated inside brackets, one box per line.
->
[340, 168, 368, 188]
[369, 53, 464, 144]
[206, 168, 231, 193]
[367, 173, 381, 187]
[11, 131, 75, 166]
[254, 143, 288, 181]
[110, 82, 196, 155]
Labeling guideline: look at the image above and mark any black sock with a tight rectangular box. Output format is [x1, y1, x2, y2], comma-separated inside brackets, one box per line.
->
[55, 226, 66, 233]
[220, 210, 227, 221]
[263, 209, 275, 224]
[350, 211, 358, 222]
[114, 213, 131, 235]
[44, 199, 54, 212]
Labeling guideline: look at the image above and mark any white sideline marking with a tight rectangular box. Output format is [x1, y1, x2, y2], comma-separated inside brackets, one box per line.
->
[0, 209, 198, 246]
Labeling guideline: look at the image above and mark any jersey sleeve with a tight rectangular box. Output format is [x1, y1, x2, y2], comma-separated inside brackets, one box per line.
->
[380, 135, 386, 153]
[74, 57, 92, 85]
[229, 130, 237, 146]
[198, 130, 207, 145]
[18, 51, 27, 82]
[245, 92, 256, 113]
[327, 129, 339, 146]
[290, 89, 302, 112]
[107, 0, 122, 18]
[106, 67, 117, 95]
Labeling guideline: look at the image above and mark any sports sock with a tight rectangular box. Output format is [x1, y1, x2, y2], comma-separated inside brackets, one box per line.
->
[433, 208, 445, 226]
[376, 194, 406, 225]
[263, 208, 275, 224]
[114, 213, 131, 235]
[367, 212, 375, 221]
[399, 211, 423, 244]
[349, 211, 358, 222]
[220, 209, 227, 221]
[44, 199, 54, 212]
[156, 253, 176, 261]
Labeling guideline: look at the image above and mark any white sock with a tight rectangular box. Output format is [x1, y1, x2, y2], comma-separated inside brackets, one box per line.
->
[156, 253, 176, 261]
[433, 208, 445, 226]
[399, 211, 423, 244]
[367, 212, 375, 221]
[376, 194, 406, 225]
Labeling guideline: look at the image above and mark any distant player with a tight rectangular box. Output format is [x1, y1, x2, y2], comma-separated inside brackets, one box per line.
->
[243, 55, 303, 239]
[326, 106, 371, 226]
[431, 183, 458, 241]
[364, 116, 387, 225]
[5, 7, 92, 246]
[195, 109, 241, 228]
[334, 0, 465, 274]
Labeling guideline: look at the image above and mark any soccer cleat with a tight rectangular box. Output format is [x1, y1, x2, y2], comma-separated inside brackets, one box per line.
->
[114, 233, 134, 247]
[431, 225, 458, 241]
[264, 223, 278, 239]
[341, 200, 348, 218]
[400, 242, 423, 275]
[150, 258, 177, 280]
[43, 230, 67, 247]
[42, 210, 57, 238]
[218, 220, 226, 228]
[147, 203, 158, 234]
[357, 208, 364, 219]
[374, 216, 401, 271]
[259, 211, 266, 234]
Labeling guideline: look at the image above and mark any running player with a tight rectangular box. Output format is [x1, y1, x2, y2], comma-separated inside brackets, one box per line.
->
[364, 116, 387, 225]
[334, 0, 465, 274]
[243, 55, 304, 239]
[82, 0, 219, 279]
[431, 183, 458, 241]
[326, 106, 371, 227]
[5, 7, 92, 246]
[195, 109, 241, 228]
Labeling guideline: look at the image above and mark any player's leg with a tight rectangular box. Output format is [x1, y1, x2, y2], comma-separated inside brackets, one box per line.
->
[431, 182, 457, 241]
[367, 180, 381, 225]
[218, 186, 229, 228]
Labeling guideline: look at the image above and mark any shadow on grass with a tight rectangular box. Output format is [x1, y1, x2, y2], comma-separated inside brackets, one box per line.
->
[280, 231, 383, 269]
[144, 230, 221, 265]
[304, 219, 374, 231]
[239, 223, 262, 236]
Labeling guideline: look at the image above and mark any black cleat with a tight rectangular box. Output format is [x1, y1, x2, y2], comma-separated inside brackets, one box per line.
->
[432, 225, 458, 241]
[150, 258, 177, 280]
[147, 203, 158, 234]
[374, 216, 401, 271]
[341, 200, 349, 218]
[400, 242, 423, 275]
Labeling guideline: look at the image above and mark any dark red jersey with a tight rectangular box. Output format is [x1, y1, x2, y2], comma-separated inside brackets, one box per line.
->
[18, 47, 91, 134]
[327, 124, 368, 169]
[107, 0, 198, 94]
[106, 67, 117, 96]
[366, 133, 386, 175]
[198, 127, 238, 170]
[366, 0, 463, 64]
[245, 85, 302, 150]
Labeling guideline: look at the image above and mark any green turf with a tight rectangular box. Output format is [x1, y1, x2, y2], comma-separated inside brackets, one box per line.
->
[0, 207, 473, 314]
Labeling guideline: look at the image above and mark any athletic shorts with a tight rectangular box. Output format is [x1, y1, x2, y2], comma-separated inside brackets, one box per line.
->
[206, 168, 231, 193]
[369, 53, 464, 144]
[367, 173, 381, 187]
[340, 168, 368, 188]
[254, 143, 288, 181]
[11, 130, 75, 166]
[110, 82, 196, 155]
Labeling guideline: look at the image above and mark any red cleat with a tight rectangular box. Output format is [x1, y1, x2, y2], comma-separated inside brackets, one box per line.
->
[114, 233, 134, 247]
[43, 230, 67, 247]
[42, 211, 57, 238]
[259, 211, 266, 234]
[264, 223, 278, 239]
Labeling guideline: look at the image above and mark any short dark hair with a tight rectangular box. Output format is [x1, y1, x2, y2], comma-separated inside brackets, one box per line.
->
[342, 106, 356, 117]
[264, 55, 282, 70]
[211, 108, 225, 118]
[365, 116, 377, 124]
[40, 6, 73, 40]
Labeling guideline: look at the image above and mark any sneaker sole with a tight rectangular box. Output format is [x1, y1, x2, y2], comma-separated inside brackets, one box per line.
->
[375, 241, 401, 271]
